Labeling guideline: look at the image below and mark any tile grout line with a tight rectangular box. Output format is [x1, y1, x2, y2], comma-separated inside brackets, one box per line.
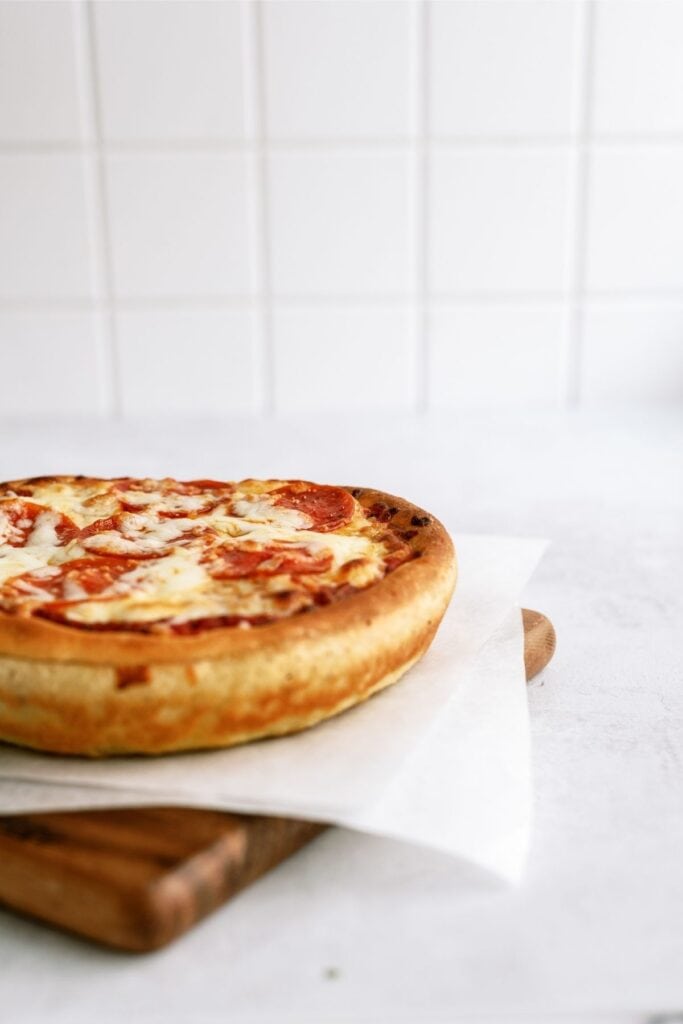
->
[414, 0, 430, 415]
[70, 0, 109, 415]
[240, 0, 264, 414]
[5, 134, 683, 155]
[5, 289, 683, 313]
[251, 0, 275, 416]
[566, 0, 596, 409]
[78, 0, 122, 418]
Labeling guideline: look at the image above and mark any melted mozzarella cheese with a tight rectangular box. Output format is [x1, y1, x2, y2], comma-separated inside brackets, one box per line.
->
[116, 548, 207, 599]
[27, 510, 62, 547]
[115, 489, 161, 509]
[15, 481, 105, 523]
[62, 577, 89, 602]
[0, 510, 19, 546]
[0, 545, 54, 585]
[82, 514, 197, 557]
[118, 490, 210, 515]
[231, 497, 312, 531]
[295, 529, 375, 568]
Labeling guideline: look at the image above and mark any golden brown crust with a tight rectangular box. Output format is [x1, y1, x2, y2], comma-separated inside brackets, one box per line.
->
[0, 487, 456, 755]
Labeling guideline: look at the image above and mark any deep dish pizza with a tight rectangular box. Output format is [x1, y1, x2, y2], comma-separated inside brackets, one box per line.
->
[0, 476, 456, 756]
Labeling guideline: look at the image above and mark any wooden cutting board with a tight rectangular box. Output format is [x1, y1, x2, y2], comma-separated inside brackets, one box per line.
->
[0, 609, 555, 952]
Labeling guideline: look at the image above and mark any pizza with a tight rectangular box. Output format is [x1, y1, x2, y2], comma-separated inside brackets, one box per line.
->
[0, 476, 456, 756]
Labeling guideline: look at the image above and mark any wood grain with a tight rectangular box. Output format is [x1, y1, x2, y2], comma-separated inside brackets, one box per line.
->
[522, 608, 557, 681]
[0, 809, 324, 951]
[0, 609, 555, 952]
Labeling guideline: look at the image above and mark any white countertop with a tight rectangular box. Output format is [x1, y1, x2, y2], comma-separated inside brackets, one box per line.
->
[0, 408, 681, 1023]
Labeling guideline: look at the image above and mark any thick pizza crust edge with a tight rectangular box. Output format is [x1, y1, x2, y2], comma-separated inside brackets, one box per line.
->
[0, 489, 456, 756]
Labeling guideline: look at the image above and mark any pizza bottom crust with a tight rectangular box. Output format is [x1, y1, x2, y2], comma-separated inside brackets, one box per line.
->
[0, 651, 427, 758]
[0, 564, 454, 756]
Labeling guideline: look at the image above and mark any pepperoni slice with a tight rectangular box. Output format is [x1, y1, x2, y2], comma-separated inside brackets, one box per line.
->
[205, 543, 332, 580]
[80, 512, 199, 558]
[0, 499, 78, 548]
[2, 557, 137, 604]
[272, 483, 354, 533]
[0, 500, 43, 547]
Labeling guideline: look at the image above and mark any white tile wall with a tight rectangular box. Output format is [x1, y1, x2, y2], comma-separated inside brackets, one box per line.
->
[430, 148, 573, 293]
[263, 1, 415, 140]
[593, 1, 683, 135]
[582, 305, 683, 404]
[269, 150, 414, 296]
[0, 312, 105, 415]
[430, 305, 568, 409]
[585, 146, 683, 292]
[430, 1, 580, 137]
[117, 309, 260, 415]
[0, 0, 681, 417]
[0, 3, 83, 143]
[106, 153, 255, 298]
[94, 1, 249, 142]
[0, 155, 94, 300]
[273, 306, 416, 412]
